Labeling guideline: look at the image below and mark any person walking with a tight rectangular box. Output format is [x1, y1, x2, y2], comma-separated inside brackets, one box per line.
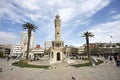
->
[0, 66, 3, 72]
[109, 56, 113, 63]
[116, 56, 120, 66]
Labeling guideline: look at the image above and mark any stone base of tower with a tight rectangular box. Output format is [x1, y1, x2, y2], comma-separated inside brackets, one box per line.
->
[50, 48, 65, 64]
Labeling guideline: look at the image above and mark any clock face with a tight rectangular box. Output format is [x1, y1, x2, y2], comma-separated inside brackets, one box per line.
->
[57, 32, 59, 34]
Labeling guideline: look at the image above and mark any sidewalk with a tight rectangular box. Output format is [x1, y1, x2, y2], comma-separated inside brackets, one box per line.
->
[0, 58, 120, 80]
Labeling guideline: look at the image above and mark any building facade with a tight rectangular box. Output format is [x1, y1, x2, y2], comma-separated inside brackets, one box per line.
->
[78, 46, 85, 54]
[31, 47, 44, 60]
[0, 44, 11, 57]
[11, 44, 23, 57]
[44, 41, 52, 49]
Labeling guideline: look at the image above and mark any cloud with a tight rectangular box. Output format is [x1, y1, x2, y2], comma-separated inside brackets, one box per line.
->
[58, 0, 110, 39]
[58, 8, 75, 24]
[0, 0, 28, 23]
[0, 31, 18, 44]
[0, 0, 110, 23]
[109, 10, 117, 14]
[8, 28, 15, 31]
[112, 13, 120, 20]
[0, 0, 112, 46]
[88, 20, 120, 43]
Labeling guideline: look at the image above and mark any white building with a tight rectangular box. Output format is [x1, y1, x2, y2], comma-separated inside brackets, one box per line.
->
[11, 44, 23, 57]
[20, 32, 34, 49]
[20, 32, 34, 57]
[0, 44, 12, 57]
[31, 47, 44, 58]
[44, 41, 52, 49]
[78, 46, 85, 54]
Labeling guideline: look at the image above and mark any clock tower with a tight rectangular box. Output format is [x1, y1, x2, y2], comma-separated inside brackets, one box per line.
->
[50, 15, 64, 63]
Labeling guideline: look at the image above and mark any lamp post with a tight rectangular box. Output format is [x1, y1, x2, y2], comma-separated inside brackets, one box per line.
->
[110, 36, 112, 48]
[110, 36, 113, 53]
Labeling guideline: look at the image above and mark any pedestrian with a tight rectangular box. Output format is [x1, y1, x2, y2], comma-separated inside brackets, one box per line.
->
[104, 55, 107, 63]
[11, 68, 13, 70]
[114, 55, 117, 62]
[7, 56, 10, 61]
[0, 67, 3, 72]
[109, 56, 113, 63]
[116, 56, 120, 66]
[7, 55, 11, 61]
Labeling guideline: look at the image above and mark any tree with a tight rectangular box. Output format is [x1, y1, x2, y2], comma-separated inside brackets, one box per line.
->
[82, 31, 94, 59]
[106, 44, 111, 48]
[98, 43, 104, 48]
[0, 51, 3, 58]
[112, 44, 116, 48]
[22, 22, 37, 60]
[116, 43, 120, 48]
[90, 47, 99, 55]
[71, 46, 78, 57]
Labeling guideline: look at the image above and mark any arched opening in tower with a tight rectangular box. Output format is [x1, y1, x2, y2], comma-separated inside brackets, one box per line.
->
[57, 52, 60, 61]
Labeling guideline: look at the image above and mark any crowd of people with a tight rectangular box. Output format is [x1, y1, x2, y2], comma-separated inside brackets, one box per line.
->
[72, 52, 120, 66]
[92, 53, 120, 66]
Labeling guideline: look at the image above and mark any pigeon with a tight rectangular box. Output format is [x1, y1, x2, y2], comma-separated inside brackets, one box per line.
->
[72, 76, 76, 80]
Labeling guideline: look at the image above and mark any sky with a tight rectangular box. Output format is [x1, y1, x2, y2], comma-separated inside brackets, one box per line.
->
[0, 0, 120, 47]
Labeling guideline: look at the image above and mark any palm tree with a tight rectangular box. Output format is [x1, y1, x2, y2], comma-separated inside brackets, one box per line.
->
[82, 31, 94, 59]
[22, 22, 37, 60]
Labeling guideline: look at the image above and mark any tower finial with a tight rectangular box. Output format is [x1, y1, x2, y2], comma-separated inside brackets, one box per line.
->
[56, 15, 60, 19]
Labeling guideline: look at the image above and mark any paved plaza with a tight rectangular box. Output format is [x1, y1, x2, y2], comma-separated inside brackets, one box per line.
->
[0, 58, 120, 80]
